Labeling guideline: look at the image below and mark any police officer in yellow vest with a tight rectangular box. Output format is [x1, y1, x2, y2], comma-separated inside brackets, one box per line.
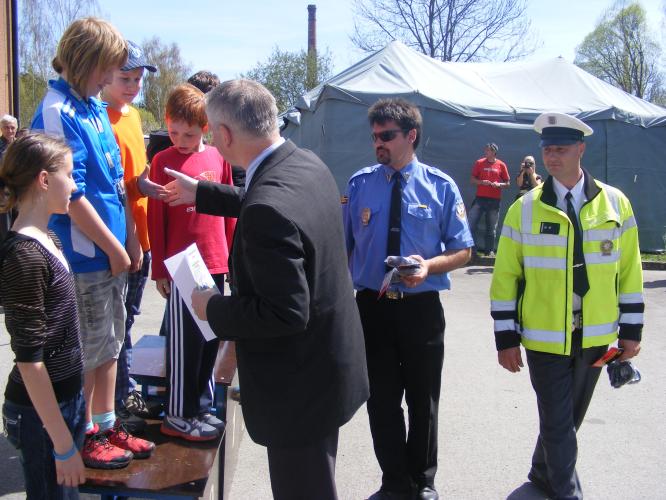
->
[490, 112, 643, 499]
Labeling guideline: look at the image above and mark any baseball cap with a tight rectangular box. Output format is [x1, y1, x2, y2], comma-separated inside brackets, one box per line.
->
[121, 40, 157, 73]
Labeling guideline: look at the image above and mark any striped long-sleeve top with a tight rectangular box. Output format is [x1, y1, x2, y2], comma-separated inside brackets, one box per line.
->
[1, 231, 83, 406]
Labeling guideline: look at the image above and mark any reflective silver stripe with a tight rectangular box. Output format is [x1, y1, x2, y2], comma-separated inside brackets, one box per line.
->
[603, 182, 621, 216]
[522, 233, 567, 247]
[522, 328, 565, 344]
[494, 319, 517, 332]
[619, 292, 644, 303]
[501, 225, 522, 243]
[491, 300, 516, 311]
[584, 251, 620, 264]
[584, 228, 618, 242]
[521, 190, 538, 234]
[619, 312, 644, 324]
[621, 215, 637, 233]
[524, 256, 566, 269]
[583, 321, 618, 338]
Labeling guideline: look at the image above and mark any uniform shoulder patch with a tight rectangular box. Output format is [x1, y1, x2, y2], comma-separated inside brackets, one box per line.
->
[456, 201, 466, 220]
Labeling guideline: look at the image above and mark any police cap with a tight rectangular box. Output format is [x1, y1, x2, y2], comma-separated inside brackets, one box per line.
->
[533, 112, 593, 147]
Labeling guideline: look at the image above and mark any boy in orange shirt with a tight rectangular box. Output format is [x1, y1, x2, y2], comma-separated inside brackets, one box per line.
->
[103, 40, 165, 431]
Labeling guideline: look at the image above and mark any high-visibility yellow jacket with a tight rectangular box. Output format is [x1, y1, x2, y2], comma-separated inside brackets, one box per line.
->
[490, 170, 644, 355]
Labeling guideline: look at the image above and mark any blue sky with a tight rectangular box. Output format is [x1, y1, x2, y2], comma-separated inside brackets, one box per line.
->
[101, 0, 665, 81]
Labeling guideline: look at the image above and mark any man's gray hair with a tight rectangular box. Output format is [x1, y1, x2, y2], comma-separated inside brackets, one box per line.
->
[206, 79, 278, 138]
[1, 114, 18, 127]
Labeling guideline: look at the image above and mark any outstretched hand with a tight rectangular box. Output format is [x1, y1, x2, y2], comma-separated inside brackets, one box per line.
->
[137, 166, 168, 200]
[163, 168, 198, 206]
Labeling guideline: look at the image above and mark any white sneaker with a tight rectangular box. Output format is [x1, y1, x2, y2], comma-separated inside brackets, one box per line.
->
[160, 414, 219, 442]
[199, 412, 225, 431]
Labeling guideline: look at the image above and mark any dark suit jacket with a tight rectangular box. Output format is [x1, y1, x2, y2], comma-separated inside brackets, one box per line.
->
[196, 140, 369, 448]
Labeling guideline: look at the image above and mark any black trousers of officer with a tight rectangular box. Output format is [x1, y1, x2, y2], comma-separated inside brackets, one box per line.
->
[526, 329, 607, 500]
[356, 289, 445, 492]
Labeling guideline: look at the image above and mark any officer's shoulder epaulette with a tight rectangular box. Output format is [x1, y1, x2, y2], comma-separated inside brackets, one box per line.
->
[424, 165, 454, 183]
[349, 164, 381, 181]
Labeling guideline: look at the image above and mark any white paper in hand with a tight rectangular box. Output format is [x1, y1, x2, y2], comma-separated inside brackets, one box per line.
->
[164, 243, 217, 341]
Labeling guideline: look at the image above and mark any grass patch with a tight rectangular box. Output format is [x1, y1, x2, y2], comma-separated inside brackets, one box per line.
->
[642, 253, 666, 263]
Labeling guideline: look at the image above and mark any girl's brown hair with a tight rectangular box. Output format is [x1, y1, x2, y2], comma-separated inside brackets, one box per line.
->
[0, 133, 71, 212]
[52, 17, 127, 97]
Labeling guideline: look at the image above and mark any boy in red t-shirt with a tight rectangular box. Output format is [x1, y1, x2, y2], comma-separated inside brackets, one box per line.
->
[468, 142, 510, 256]
[148, 84, 236, 441]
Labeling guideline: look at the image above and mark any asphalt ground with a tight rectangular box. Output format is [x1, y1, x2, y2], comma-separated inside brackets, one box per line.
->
[1, 267, 664, 499]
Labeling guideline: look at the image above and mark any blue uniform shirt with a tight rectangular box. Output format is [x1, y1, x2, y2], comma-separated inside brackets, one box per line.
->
[343, 158, 473, 292]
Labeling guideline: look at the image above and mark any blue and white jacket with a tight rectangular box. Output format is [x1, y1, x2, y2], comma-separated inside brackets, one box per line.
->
[32, 78, 126, 273]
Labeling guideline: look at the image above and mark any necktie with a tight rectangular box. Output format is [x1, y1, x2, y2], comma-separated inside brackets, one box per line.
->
[566, 192, 589, 297]
[387, 172, 402, 260]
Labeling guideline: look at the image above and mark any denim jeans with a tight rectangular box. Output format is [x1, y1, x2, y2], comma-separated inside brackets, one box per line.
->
[467, 196, 501, 253]
[116, 250, 151, 406]
[2, 390, 86, 499]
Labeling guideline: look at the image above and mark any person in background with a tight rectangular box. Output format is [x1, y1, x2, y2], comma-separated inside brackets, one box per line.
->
[0, 114, 18, 158]
[103, 40, 166, 430]
[187, 70, 220, 94]
[491, 112, 643, 499]
[0, 114, 19, 241]
[343, 98, 473, 500]
[31, 17, 154, 469]
[0, 133, 85, 498]
[468, 142, 510, 257]
[147, 84, 235, 441]
[515, 155, 542, 198]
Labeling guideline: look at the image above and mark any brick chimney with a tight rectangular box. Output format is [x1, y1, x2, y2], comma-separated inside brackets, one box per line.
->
[307, 4, 317, 58]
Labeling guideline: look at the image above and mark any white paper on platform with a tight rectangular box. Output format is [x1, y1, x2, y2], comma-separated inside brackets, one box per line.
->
[164, 243, 217, 341]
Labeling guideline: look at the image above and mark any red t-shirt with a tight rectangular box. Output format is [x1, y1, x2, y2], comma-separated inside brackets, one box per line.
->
[148, 145, 236, 281]
[472, 158, 509, 199]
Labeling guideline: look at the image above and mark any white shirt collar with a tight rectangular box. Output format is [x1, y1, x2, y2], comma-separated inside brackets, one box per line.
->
[552, 173, 586, 215]
[245, 137, 286, 189]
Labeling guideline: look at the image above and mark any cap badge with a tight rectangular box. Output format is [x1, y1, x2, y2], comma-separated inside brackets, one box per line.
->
[548, 115, 557, 125]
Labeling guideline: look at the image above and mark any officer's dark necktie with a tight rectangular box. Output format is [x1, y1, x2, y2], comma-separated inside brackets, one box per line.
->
[566, 192, 589, 297]
[387, 172, 403, 261]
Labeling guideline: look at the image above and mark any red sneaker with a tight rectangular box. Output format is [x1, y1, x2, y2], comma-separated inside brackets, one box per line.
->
[81, 423, 133, 469]
[105, 420, 156, 459]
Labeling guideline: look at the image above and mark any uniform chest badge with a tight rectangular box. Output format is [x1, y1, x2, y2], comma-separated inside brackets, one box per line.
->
[600, 239, 613, 256]
[361, 207, 371, 226]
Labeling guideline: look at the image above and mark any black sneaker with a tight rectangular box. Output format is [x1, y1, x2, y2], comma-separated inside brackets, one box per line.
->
[116, 405, 146, 434]
[125, 390, 164, 419]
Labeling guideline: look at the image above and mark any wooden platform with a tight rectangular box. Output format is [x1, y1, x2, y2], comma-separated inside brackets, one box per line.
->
[81, 335, 243, 499]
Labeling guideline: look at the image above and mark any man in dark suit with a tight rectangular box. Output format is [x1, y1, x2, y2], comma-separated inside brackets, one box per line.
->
[163, 79, 369, 500]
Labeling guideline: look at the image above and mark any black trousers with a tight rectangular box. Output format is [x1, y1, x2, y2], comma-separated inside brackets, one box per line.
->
[165, 273, 225, 418]
[356, 289, 445, 492]
[267, 428, 339, 500]
[526, 331, 607, 500]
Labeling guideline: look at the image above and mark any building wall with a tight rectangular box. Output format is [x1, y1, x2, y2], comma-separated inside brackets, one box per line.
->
[0, 0, 15, 117]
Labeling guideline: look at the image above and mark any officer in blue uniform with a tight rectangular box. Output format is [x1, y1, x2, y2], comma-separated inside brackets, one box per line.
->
[343, 98, 473, 500]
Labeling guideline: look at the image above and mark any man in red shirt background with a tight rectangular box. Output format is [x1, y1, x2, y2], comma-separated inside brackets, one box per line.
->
[468, 142, 510, 257]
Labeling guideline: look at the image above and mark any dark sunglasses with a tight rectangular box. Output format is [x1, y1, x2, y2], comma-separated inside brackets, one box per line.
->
[371, 129, 408, 143]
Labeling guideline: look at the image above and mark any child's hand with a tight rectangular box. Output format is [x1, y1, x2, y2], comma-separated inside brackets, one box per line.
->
[156, 279, 171, 298]
[138, 166, 169, 200]
[126, 230, 142, 273]
[107, 243, 131, 276]
[55, 450, 86, 487]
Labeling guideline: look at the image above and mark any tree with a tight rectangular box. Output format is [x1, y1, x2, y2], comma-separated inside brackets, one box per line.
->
[18, 0, 100, 125]
[140, 37, 192, 128]
[575, 2, 664, 102]
[350, 0, 538, 62]
[242, 47, 334, 113]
